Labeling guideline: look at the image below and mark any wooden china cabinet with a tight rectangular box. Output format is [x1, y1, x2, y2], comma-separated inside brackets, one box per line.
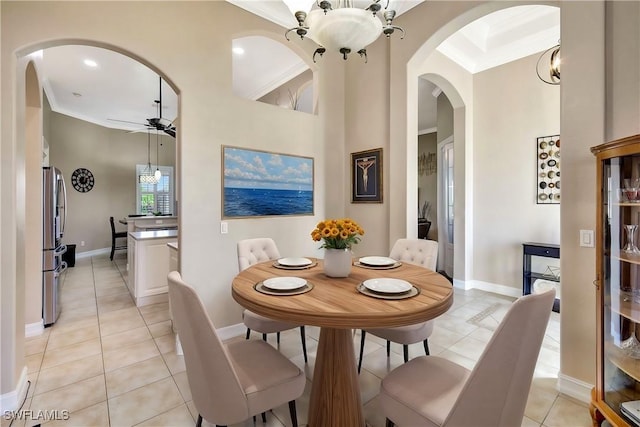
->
[591, 134, 640, 427]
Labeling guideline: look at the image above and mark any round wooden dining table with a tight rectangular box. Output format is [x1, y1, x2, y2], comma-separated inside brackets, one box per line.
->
[231, 259, 453, 427]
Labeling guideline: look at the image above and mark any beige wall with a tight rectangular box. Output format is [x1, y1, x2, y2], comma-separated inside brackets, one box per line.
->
[257, 69, 314, 112]
[48, 112, 176, 253]
[472, 51, 560, 290]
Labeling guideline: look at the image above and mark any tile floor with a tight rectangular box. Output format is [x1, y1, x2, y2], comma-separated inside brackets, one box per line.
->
[7, 254, 593, 427]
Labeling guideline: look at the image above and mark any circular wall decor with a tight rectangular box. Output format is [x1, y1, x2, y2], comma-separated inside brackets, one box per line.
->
[71, 168, 95, 192]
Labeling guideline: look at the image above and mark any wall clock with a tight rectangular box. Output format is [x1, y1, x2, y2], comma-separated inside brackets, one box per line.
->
[71, 168, 95, 193]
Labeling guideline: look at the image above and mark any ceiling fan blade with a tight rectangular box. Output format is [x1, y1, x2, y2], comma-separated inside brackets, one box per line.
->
[108, 118, 148, 126]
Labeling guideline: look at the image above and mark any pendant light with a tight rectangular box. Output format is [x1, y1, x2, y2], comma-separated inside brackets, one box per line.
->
[154, 130, 162, 182]
[139, 130, 158, 184]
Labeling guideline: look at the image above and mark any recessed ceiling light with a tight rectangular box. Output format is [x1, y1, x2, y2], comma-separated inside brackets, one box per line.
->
[232, 47, 245, 55]
[83, 59, 98, 68]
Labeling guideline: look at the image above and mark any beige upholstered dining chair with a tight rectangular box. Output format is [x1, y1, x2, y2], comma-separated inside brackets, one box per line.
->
[380, 289, 556, 427]
[168, 271, 306, 427]
[237, 238, 308, 363]
[358, 238, 439, 373]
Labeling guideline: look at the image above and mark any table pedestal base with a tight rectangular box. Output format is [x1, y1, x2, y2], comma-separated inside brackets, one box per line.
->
[308, 328, 364, 427]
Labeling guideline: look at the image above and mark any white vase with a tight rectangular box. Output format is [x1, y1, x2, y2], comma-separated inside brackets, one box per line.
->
[323, 248, 353, 278]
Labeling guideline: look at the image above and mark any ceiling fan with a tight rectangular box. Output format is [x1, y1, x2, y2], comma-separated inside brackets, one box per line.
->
[109, 76, 176, 138]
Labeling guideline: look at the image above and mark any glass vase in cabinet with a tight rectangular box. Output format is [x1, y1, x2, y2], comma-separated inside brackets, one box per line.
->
[591, 134, 640, 427]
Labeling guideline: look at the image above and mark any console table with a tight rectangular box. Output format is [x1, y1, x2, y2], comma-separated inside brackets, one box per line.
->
[522, 242, 560, 312]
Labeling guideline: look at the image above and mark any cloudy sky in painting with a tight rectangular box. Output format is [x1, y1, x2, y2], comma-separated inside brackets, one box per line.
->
[223, 146, 313, 191]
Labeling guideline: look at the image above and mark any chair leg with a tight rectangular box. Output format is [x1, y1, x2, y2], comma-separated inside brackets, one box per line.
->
[196, 414, 202, 427]
[262, 333, 267, 342]
[423, 338, 430, 356]
[288, 400, 298, 427]
[386, 418, 395, 427]
[245, 328, 251, 339]
[261, 412, 267, 423]
[300, 326, 308, 363]
[110, 241, 115, 261]
[277, 332, 281, 344]
[403, 344, 409, 363]
[386, 340, 391, 357]
[358, 330, 366, 374]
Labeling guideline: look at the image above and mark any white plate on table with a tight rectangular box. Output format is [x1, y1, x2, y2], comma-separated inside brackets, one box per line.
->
[262, 277, 307, 291]
[359, 256, 397, 267]
[363, 278, 412, 294]
[277, 257, 313, 267]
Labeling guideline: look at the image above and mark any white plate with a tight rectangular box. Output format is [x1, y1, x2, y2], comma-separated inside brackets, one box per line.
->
[363, 278, 413, 294]
[277, 257, 313, 267]
[262, 277, 307, 291]
[359, 256, 397, 267]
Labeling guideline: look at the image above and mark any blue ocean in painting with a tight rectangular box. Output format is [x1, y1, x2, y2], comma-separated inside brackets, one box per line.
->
[224, 187, 313, 217]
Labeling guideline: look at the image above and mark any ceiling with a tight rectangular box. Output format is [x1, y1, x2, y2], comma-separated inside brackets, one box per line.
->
[33, 3, 558, 134]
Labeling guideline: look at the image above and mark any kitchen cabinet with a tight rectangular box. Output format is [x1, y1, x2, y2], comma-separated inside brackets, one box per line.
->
[591, 134, 640, 426]
[127, 230, 178, 307]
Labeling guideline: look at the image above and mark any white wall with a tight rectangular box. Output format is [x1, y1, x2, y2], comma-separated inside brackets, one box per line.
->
[472, 51, 560, 290]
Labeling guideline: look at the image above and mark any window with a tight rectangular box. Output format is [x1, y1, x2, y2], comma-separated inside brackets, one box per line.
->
[136, 165, 174, 215]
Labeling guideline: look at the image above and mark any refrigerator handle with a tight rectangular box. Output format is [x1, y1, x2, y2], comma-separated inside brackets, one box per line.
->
[61, 173, 68, 238]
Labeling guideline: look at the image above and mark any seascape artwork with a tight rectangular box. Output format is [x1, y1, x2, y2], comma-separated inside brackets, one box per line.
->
[223, 146, 314, 217]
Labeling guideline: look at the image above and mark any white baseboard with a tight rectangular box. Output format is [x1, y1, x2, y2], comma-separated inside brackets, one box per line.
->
[557, 373, 592, 404]
[76, 247, 110, 259]
[0, 366, 28, 413]
[217, 323, 246, 341]
[25, 320, 44, 337]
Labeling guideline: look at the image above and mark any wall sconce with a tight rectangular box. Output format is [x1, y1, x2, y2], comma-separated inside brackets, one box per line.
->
[536, 42, 560, 85]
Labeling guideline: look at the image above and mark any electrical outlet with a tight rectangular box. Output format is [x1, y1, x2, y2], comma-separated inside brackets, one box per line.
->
[220, 222, 228, 234]
[80, 241, 85, 247]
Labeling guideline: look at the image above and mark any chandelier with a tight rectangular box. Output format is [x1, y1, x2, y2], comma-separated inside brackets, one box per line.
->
[284, 0, 405, 62]
[536, 42, 560, 85]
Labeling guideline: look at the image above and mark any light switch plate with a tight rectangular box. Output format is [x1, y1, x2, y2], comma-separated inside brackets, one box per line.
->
[580, 229, 594, 247]
[220, 222, 228, 234]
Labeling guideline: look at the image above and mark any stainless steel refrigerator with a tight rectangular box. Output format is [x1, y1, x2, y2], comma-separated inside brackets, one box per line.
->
[43, 166, 68, 326]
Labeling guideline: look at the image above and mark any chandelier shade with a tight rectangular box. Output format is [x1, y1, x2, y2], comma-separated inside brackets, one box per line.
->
[306, 8, 383, 53]
[284, 0, 404, 62]
[536, 43, 561, 85]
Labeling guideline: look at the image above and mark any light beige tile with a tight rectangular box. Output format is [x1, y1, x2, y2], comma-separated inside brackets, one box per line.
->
[543, 395, 592, 427]
[105, 355, 170, 398]
[46, 324, 100, 350]
[162, 351, 186, 375]
[40, 338, 102, 370]
[108, 377, 184, 426]
[522, 415, 541, 426]
[98, 306, 140, 323]
[154, 334, 176, 354]
[55, 306, 98, 325]
[30, 375, 106, 415]
[100, 326, 152, 352]
[134, 404, 195, 427]
[34, 354, 103, 395]
[97, 293, 136, 314]
[447, 335, 487, 362]
[60, 295, 96, 311]
[25, 352, 43, 373]
[24, 336, 48, 356]
[95, 284, 129, 297]
[524, 387, 557, 424]
[148, 320, 173, 338]
[49, 317, 99, 336]
[45, 401, 109, 427]
[103, 339, 160, 372]
[172, 371, 192, 402]
[141, 307, 171, 326]
[100, 312, 146, 337]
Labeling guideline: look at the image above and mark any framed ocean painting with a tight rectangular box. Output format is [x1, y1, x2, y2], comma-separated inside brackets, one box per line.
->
[222, 146, 314, 218]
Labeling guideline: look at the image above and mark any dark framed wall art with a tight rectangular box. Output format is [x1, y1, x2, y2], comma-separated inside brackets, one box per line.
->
[351, 148, 383, 203]
[222, 146, 314, 218]
[536, 135, 560, 204]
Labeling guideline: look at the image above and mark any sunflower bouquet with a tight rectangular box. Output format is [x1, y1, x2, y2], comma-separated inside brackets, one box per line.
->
[310, 218, 365, 250]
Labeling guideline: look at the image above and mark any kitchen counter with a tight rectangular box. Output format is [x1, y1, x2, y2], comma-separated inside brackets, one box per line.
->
[129, 230, 178, 241]
[126, 216, 178, 232]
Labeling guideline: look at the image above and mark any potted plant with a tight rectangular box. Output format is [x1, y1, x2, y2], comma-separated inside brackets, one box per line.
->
[419, 201, 432, 239]
[311, 218, 365, 277]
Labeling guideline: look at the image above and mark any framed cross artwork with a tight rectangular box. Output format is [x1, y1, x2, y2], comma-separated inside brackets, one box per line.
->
[351, 148, 382, 203]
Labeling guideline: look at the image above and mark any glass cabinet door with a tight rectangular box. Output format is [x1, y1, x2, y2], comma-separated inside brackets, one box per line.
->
[602, 154, 640, 424]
